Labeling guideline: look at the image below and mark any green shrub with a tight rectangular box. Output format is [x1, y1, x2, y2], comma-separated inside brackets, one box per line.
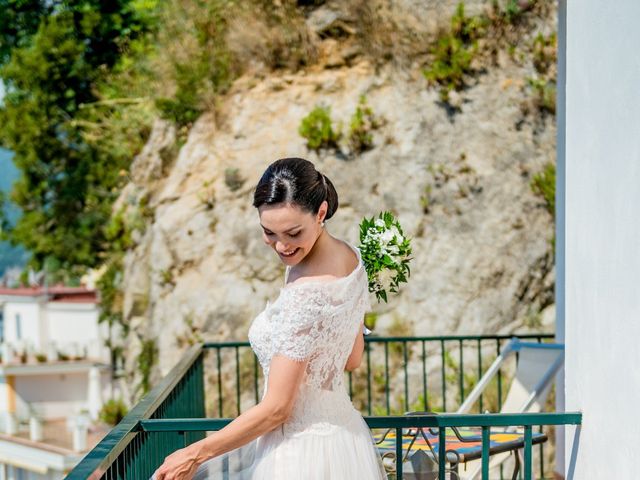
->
[521, 33, 556, 117]
[137, 339, 158, 396]
[526, 77, 556, 115]
[224, 168, 245, 192]
[422, 3, 485, 103]
[348, 96, 379, 154]
[532, 32, 557, 75]
[420, 184, 433, 214]
[99, 398, 128, 426]
[298, 105, 341, 151]
[531, 162, 556, 218]
[503, 0, 524, 24]
[154, 1, 234, 129]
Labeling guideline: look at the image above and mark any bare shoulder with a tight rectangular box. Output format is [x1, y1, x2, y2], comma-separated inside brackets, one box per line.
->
[287, 239, 358, 286]
[334, 239, 359, 274]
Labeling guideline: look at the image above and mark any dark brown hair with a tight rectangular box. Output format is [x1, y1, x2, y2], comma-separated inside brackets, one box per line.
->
[252, 157, 339, 220]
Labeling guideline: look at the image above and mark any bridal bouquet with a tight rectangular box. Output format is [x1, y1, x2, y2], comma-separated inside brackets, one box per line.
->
[358, 211, 412, 303]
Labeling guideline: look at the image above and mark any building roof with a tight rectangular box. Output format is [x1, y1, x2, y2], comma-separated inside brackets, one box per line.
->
[0, 286, 97, 303]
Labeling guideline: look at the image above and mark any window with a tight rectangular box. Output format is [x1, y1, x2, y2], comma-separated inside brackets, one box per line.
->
[15, 313, 21, 341]
[14, 466, 26, 480]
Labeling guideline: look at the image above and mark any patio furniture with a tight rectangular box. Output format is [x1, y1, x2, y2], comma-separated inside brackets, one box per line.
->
[374, 338, 564, 479]
[375, 418, 548, 479]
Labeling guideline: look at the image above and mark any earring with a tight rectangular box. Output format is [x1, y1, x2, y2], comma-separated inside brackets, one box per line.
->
[321, 221, 325, 228]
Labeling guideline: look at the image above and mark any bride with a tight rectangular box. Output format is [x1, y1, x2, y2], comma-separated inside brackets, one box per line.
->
[153, 157, 387, 479]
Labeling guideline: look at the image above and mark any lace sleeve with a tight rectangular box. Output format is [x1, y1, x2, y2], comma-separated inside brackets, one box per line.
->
[271, 284, 329, 362]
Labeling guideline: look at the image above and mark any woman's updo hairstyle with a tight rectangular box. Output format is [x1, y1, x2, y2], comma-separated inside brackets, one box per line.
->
[253, 157, 339, 221]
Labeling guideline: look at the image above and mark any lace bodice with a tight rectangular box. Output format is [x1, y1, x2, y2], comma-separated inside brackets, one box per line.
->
[248, 243, 371, 435]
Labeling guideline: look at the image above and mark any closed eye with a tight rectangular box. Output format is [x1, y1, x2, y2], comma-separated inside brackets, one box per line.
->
[263, 230, 301, 237]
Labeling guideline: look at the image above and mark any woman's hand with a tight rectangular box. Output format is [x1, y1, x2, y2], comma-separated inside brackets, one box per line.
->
[153, 445, 202, 480]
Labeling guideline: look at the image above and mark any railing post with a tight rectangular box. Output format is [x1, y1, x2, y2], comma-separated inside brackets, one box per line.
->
[421, 340, 428, 411]
[396, 427, 403, 480]
[366, 341, 372, 415]
[438, 426, 446, 480]
[459, 339, 464, 404]
[217, 347, 223, 417]
[385, 342, 390, 414]
[524, 425, 533, 480]
[403, 341, 409, 412]
[482, 426, 490, 479]
[235, 346, 241, 415]
[440, 339, 447, 412]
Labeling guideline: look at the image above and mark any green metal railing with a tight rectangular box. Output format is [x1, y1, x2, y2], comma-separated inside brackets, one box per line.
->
[204, 334, 554, 417]
[138, 412, 581, 480]
[67, 344, 205, 480]
[67, 334, 573, 480]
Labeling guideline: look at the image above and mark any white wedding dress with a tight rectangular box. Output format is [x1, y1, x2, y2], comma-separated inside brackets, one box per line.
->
[192, 243, 387, 480]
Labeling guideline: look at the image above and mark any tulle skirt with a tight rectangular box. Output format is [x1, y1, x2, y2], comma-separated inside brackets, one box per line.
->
[191, 415, 387, 480]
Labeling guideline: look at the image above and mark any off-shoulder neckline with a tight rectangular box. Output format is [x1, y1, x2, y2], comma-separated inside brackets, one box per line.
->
[281, 242, 363, 291]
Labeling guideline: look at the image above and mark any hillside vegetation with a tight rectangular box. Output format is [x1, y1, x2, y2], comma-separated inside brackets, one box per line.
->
[0, 0, 557, 399]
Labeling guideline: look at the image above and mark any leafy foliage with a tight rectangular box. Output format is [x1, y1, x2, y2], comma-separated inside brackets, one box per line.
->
[524, 32, 557, 116]
[137, 338, 158, 396]
[423, 0, 551, 108]
[532, 32, 557, 74]
[0, 1, 152, 277]
[348, 95, 379, 154]
[531, 162, 555, 218]
[422, 3, 485, 103]
[99, 397, 128, 426]
[0, 0, 53, 63]
[526, 77, 556, 115]
[224, 168, 245, 192]
[359, 211, 412, 303]
[298, 105, 341, 151]
[154, 1, 234, 128]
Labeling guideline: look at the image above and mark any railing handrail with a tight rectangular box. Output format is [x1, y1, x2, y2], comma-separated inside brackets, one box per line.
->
[66, 343, 204, 480]
[137, 412, 582, 432]
[203, 332, 555, 348]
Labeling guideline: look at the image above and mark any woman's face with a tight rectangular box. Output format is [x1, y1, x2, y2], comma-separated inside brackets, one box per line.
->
[258, 201, 327, 265]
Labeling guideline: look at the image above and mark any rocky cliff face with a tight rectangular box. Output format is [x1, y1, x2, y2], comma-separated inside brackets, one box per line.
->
[114, 3, 556, 399]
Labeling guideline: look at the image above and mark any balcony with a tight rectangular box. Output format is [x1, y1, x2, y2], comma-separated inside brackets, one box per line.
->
[67, 334, 581, 480]
[0, 339, 109, 367]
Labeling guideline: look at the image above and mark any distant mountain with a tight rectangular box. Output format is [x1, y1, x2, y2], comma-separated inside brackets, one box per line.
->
[0, 148, 28, 278]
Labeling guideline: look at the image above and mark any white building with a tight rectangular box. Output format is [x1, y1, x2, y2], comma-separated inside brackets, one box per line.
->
[557, 0, 640, 478]
[0, 286, 113, 479]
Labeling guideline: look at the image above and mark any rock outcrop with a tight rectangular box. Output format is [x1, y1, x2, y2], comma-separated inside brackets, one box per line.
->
[113, 3, 557, 398]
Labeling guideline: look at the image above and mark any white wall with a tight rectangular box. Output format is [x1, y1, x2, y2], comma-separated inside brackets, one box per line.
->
[1, 299, 106, 361]
[554, 0, 566, 474]
[46, 304, 104, 360]
[563, 0, 640, 477]
[3, 303, 42, 350]
[14, 374, 88, 420]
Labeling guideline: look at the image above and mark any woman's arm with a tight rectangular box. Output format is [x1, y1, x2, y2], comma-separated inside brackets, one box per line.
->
[153, 354, 307, 480]
[345, 322, 365, 371]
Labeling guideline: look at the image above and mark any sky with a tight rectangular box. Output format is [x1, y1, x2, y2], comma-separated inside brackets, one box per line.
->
[0, 93, 28, 275]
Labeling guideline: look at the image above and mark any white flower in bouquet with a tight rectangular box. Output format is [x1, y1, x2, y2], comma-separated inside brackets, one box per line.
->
[358, 211, 412, 303]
